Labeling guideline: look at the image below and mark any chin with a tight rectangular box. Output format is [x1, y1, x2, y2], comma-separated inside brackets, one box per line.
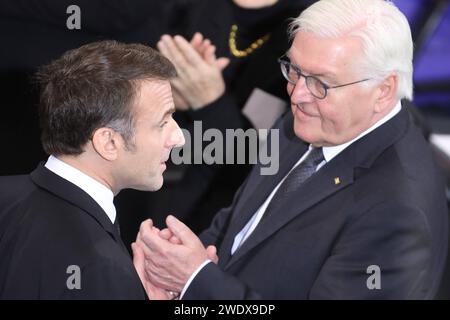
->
[293, 121, 311, 142]
[150, 177, 164, 191]
[294, 123, 325, 146]
[134, 177, 164, 192]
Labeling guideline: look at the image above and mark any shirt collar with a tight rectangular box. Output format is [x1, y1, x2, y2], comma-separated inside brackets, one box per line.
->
[44, 155, 116, 223]
[321, 100, 402, 163]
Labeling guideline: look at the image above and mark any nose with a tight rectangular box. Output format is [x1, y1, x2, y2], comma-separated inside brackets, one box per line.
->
[288, 77, 314, 105]
[166, 121, 185, 149]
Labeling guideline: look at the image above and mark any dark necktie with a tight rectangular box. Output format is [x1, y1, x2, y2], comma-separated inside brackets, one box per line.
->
[264, 147, 324, 218]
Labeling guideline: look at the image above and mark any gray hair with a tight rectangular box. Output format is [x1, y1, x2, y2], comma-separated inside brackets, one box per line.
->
[289, 0, 413, 100]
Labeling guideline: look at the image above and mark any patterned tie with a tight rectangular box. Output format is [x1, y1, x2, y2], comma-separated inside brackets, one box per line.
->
[264, 147, 324, 218]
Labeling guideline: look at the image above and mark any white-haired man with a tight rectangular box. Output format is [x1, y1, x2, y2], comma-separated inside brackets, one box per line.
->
[135, 0, 448, 299]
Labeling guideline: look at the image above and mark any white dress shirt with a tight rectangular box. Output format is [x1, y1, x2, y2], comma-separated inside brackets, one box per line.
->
[45, 155, 116, 223]
[181, 101, 402, 298]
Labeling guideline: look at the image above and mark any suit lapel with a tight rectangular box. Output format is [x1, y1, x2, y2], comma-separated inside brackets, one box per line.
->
[30, 164, 127, 253]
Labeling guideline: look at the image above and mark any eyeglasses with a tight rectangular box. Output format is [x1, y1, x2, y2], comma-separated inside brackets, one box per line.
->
[277, 55, 371, 99]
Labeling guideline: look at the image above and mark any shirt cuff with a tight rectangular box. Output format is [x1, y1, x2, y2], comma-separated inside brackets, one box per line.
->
[180, 260, 212, 299]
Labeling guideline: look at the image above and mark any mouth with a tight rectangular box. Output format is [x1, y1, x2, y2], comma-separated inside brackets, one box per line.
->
[160, 151, 172, 171]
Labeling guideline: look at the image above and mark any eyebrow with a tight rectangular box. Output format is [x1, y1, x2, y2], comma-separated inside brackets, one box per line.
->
[159, 107, 176, 123]
[159, 107, 176, 122]
[285, 52, 336, 80]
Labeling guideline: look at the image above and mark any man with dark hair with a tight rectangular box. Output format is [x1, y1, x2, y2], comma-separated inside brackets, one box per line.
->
[0, 40, 185, 299]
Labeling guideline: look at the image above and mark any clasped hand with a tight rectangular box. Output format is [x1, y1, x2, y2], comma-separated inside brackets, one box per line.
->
[132, 215, 218, 300]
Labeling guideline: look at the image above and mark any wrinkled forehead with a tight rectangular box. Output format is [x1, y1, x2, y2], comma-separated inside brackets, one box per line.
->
[288, 31, 364, 77]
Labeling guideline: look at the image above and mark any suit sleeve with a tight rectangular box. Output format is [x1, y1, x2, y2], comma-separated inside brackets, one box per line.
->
[309, 201, 433, 299]
[183, 262, 262, 299]
[61, 260, 146, 300]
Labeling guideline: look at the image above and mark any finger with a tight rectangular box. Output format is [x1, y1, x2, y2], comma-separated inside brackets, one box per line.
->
[206, 245, 216, 256]
[170, 77, 188, 91]
[170, 78, 191, 101]
[135, 235, 153, 259]
[190, 32, 203, 50]
[172, 87, 190, 111]
[200, 38, 211, 52]
[165, 215, 199, 247]
[173, 35, 204, 66]
[141, 222, 176, 254]
[132, 242, 147, 283]
[204, 45, 217, 65]
[159, 227, 182, 243]
[152, 226, 161, 233]
[198, 39, 212, 59]
[135, 230, 141, 243]
[206, 245, 219, 264]
[157, 39, 177, 64]
[136, 227, 158, 259]
[138, 219, 154, 242]
[159, 228, 173, 240]
[159, 35, 189, 71]
[217, 57, 230, 70]
[203, 38, 211, 46]
[169, 235, 182, 245]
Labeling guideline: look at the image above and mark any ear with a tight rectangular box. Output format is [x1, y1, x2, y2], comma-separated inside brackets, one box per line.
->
[91, 128, 122, 161]
[374, 73, 398, 113]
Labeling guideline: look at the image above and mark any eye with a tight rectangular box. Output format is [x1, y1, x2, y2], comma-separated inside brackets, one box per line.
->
[310, 76, 329, 89]
[160, 121, 168, 128]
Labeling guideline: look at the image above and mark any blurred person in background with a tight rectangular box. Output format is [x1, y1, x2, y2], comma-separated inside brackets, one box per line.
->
[143, 0, 314, 233]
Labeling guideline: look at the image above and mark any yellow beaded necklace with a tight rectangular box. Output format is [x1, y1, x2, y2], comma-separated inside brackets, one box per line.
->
[228, 24, 271, 58]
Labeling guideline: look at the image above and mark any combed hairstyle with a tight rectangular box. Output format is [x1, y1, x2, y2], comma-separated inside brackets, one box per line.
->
[36, 40, 177, 156]
[288, 0, 414, 100]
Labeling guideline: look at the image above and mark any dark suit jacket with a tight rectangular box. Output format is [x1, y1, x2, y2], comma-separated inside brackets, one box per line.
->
[0, 165, 146, 299]
[184, 106, 449, 299]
